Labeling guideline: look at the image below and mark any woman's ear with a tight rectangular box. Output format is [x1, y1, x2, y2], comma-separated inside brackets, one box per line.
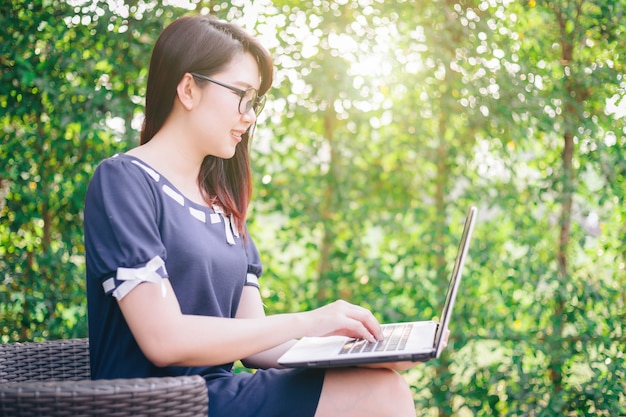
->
[176, 73, 196, 111]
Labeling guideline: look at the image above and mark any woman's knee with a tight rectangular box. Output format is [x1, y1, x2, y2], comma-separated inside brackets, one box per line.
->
[316, 367, 415, 417]
[370, 368, 414, 405]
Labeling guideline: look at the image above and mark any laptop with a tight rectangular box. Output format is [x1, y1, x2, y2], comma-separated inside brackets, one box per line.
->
[278, 206, 477, 368]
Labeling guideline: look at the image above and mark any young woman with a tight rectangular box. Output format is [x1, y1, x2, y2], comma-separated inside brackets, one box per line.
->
[85, 15, 433, 417]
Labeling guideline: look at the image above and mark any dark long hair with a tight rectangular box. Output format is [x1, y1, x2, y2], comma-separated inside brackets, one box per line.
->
[140, 15, 273, 236]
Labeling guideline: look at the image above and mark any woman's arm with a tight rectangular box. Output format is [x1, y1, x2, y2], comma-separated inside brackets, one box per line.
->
[118, 279, 382, 368]
[235, 286, 297, 369]
[234, 287, 451, 371]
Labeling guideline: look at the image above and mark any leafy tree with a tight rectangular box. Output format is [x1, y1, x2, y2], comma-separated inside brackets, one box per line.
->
[1, 0, 624, 415]
[0, 0, 178, 342]
[444, 0, 626, 415]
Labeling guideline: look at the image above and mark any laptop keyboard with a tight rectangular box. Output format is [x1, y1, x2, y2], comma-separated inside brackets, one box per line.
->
[339, 323, 412, 354]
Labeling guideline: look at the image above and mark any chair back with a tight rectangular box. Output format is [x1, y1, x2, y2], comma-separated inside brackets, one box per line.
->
[0, 338, 208, 416]
[0, 338, 90, 382]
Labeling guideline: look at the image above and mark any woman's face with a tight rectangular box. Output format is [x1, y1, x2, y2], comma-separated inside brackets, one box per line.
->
[190, 52, 261, 159]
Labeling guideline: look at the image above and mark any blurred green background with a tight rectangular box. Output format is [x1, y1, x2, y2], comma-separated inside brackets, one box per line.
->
[1, 0, 624, 415]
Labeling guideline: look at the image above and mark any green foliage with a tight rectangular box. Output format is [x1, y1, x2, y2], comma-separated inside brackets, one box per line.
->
[0, 0, 178, 341]
[1, 0, 624, 415]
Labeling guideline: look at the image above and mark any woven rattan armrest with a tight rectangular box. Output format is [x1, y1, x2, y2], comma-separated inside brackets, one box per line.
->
[0, 339, 91, 383]
[0, 375, 208, 417]
[0, 339, 208, 416]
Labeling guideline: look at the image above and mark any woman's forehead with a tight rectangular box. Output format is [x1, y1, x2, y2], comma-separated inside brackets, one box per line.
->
[216, 52, 261, 89]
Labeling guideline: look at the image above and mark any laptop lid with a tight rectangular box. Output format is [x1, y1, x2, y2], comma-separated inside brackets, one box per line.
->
[433, 205, 477, 357]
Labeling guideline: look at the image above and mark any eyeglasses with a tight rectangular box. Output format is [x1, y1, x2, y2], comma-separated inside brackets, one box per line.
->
[190, 73, 266, 116]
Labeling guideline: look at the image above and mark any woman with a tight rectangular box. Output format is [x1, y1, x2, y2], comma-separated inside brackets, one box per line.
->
[85, 15, 424, 417]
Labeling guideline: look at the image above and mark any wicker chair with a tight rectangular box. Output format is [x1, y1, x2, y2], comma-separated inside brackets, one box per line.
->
[0, 338, 208, 417]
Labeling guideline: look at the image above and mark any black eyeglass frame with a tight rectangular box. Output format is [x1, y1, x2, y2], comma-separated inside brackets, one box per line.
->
[190, 72, 266, 116]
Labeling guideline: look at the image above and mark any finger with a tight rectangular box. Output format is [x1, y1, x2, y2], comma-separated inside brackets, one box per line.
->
[440, 329, 451, 350]
[341, 318, 377, 343]
[323, 300, 382, 341]
[344, 304, 383, 341]
[356, 322, 378, 343]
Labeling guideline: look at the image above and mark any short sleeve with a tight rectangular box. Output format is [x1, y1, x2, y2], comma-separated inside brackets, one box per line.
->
[244, 234, 262, 289]
[84, 156, 168, 300]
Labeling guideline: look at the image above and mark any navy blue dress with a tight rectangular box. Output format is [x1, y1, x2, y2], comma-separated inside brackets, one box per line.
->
[84, 154, 324, 417]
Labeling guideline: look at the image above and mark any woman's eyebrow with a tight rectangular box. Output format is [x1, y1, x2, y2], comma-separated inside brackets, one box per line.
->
[236, 81, 259, 89]
[230, 77, 262, 89]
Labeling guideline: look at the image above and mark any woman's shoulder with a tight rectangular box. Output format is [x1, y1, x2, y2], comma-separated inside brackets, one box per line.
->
[86, 154, 166, 205]
[95, 153, 162, 183]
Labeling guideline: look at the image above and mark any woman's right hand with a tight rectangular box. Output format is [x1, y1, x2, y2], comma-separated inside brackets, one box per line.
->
[299, 300, 383, 343]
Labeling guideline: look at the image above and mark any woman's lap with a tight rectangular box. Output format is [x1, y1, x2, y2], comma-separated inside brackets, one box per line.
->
[206, 367, 325, 417]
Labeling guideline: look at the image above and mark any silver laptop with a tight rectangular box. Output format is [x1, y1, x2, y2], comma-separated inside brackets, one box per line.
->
[278, 206, 477, 368]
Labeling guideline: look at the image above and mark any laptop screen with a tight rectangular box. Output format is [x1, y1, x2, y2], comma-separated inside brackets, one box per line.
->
[434, 206, 477, 357]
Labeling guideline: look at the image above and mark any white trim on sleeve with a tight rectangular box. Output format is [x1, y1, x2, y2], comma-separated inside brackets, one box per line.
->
[246, 273, 260, 288]
[104, 255, 168, 301]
